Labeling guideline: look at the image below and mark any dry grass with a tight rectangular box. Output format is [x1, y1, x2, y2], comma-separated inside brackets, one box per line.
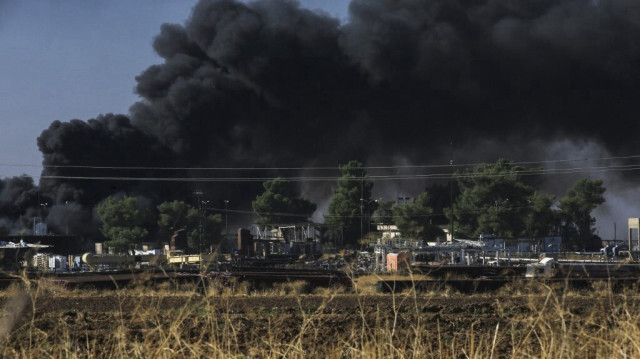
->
[1, 273, 640, 358]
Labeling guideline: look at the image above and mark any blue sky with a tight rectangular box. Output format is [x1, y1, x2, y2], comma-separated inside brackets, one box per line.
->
[0, 0, 348, 179]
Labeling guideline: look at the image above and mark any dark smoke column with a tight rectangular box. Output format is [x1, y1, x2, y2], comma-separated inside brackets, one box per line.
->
[130, 0, 369, 166]
[32, 0, 640, 237]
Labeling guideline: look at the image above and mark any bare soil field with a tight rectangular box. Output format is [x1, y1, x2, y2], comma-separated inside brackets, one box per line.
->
[1, 279, 640, 358]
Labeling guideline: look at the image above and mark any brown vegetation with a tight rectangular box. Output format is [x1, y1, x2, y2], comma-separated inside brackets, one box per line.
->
[1, 275, 640, 358]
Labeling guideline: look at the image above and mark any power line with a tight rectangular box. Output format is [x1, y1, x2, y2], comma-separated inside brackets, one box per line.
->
[207, 200, 549, 221]
[18, 163, 640, 182]
[2, 154, 640, 172]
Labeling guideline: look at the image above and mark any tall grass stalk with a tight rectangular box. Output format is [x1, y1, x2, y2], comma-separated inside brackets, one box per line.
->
[1, 274, 640, 358]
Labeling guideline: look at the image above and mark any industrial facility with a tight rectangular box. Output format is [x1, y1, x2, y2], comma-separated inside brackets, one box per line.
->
[0, 210, 633, 293]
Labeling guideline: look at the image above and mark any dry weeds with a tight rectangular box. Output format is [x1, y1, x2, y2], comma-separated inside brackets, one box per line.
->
[0, 273, 639, 358]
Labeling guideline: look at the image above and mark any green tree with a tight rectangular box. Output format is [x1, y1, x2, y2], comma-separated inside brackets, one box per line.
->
[558, 178, 606, 250]
[424, 183, 458, 227]
[252, 178, 316, 226]
[96, 196, 152, 252]
[523, 192, 558, 250]
[157, 200, 222, 253]
[452, 159, 543, 238]
[325, 160, 376, 248]
[372, 200, 395, 225]
[393, 192, 444, 241]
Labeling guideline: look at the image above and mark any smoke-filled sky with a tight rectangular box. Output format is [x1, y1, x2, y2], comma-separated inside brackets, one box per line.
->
[1, 0, 640, 240]
[0, 0, 347, 179]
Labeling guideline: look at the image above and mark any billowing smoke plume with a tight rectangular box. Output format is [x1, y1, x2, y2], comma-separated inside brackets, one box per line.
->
[0, 176, 40, 235]
[13, 0, 640, 239]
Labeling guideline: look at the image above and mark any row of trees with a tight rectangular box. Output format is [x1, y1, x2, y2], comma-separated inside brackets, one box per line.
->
[96, 159, 606, 252]
[251, 159, 605, 250]
[96, 197, 221, 252]
[249, 161, 447, 248]
[452, 159, 605, 250]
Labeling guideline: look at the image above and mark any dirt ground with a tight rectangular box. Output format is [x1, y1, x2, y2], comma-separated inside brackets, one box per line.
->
[1, 284, 632, 357]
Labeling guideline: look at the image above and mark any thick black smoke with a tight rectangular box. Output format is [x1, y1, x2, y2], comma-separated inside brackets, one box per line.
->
[131, 0, 367, 164]
[0, 176, 40, 235]
[132, 0, 640, 161]
[20, 0, 640, 239]
[38, 114, 176, 204]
